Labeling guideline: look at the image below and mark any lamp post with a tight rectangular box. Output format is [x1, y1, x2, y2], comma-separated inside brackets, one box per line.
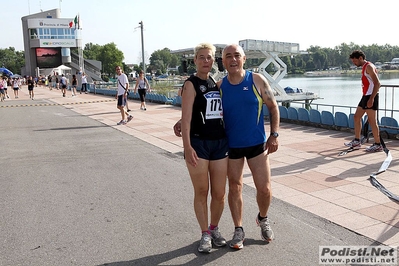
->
[139, 21, 145, 75]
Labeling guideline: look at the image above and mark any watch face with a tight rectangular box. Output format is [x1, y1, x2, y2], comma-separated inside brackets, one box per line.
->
[272, 132, 279, 137]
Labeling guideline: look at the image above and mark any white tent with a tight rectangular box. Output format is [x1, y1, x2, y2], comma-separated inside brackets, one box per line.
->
[52, 64, 71, 76]
[38, 64, 72, 78]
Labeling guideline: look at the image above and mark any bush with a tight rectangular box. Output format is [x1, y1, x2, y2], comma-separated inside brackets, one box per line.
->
[151, 81, 175, 96]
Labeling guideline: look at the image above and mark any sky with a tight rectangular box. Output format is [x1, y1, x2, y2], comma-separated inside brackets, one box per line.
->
[2, 0, 398, 65]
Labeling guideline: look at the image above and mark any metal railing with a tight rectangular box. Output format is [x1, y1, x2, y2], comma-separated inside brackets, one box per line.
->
[289, 84, 399, 121]
[380, 84, 399, 118]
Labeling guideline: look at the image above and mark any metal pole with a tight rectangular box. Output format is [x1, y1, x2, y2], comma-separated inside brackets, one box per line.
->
[139, 21, 145, 74]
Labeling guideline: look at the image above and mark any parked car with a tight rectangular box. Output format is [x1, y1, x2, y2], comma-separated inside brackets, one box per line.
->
[155, 74, 168, 80]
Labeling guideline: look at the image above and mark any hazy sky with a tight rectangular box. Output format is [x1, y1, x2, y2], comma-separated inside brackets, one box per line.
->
[3, 0, 398, 64]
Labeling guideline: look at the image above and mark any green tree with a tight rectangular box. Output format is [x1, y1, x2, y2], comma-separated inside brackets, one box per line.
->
[83, 43, 102, 60]
[82, 42, 124, 79]
[149, 48, 179, 74]
[133, 64, 141, 74]
[0, 47, 25, 75]
[97, 42, 124, 77]
[281, 55, 293, 73]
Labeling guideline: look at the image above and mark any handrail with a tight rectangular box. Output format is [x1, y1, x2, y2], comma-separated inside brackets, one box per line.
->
[380, 84, 399, 118]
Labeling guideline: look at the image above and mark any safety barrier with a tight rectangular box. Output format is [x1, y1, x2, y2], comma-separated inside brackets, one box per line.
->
[89, 87, 174, 105]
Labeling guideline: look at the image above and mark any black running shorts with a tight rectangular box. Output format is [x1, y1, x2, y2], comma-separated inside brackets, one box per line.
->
[358, 94, 379, 110]
[229, 142, 266, 160]
[188, 137, 229, 160]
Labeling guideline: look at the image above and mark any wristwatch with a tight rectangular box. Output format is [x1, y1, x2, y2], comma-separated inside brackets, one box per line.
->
[270, 132, 279, 138]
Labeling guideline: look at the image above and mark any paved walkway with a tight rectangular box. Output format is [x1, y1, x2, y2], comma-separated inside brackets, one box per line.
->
[3, 85, 399, 247]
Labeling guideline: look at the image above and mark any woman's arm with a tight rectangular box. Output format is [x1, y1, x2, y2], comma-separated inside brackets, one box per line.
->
[181, 80, 198, 167]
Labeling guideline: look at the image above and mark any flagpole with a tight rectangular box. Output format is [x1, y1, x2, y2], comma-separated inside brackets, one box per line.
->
[77, 13, 84, 74]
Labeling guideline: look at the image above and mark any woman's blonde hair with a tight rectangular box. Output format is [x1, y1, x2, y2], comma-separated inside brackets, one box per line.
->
[194, 43, 216, 58]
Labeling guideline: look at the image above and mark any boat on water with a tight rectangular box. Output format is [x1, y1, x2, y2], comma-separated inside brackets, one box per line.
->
[270, 85, 317, 103]
[284, 86, 314, 95]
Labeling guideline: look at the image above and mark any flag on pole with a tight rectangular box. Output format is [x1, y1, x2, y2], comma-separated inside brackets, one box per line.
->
[74, 15, 79, 29]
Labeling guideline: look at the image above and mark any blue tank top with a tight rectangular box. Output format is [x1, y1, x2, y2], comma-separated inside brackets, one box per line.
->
[220, 71, 265, 148]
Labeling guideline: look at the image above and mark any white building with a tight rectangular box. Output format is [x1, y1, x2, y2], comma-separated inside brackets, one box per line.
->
[21, 8, 101, 81]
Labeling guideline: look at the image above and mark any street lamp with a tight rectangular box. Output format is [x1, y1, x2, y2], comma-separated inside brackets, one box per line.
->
[139, 21, 145, 75]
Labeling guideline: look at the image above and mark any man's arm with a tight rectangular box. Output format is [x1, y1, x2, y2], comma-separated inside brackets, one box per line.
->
[124, 75, 129, 92]
[368, 64, 380, 97]
[254, 73, 279, 154]
[173, 120, 182, 137]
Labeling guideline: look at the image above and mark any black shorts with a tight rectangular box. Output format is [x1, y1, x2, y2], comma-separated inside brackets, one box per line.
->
[62, 84, 67, 89]
[189, 137, 229, 160]
[117, 95, 126, 107]
[138, 89, 146, 102]
[358, 94, 379, 110]
[28, 87, 34, 91]
[229, 142, 266, 159]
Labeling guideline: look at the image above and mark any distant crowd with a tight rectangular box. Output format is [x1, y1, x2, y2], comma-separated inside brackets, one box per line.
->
[0, 76, 24, 101]
[0, 72, 89, 101]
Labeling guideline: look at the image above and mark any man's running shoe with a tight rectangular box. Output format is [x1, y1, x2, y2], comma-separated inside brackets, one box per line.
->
[229, 227, 245, 249]
[127, 115, 133, 122]
[256, 216, 274, 242]
[344, 139, 361, 149]
[209, 226, 226, 247]
[360, 136, 367, 144]
[117, 120, 127, 125]
[198, 232, 212, 253]
[366, 143, 383, 152]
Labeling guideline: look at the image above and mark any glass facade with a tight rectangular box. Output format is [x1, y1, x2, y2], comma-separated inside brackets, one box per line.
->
[30, 27, 76, 39]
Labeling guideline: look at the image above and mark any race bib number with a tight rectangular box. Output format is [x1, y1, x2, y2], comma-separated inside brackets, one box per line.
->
[204, 91, 223, 119]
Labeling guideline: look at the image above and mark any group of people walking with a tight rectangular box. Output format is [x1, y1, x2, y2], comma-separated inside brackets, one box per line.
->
[0, 76, 23, 101]
[115, 68, 151, 125]
[0, 72, 90, 100]
[52, 72, 87, 97]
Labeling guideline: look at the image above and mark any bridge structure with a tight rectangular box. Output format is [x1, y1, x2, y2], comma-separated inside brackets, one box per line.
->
[171, 39, 320, 104]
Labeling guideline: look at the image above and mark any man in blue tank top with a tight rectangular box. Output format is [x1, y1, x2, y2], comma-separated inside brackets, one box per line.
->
[217, 44, 280, 249]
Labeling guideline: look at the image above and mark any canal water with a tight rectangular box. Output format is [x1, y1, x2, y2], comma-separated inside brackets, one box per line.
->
[279, 72, 399, 119]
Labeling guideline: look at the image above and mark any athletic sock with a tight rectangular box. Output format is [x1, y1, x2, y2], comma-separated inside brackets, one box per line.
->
[258, 213, 267, 221]
[235, 226, 244, 232]
[209, 224, 217, 230]
[202, 230, 211, 235]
